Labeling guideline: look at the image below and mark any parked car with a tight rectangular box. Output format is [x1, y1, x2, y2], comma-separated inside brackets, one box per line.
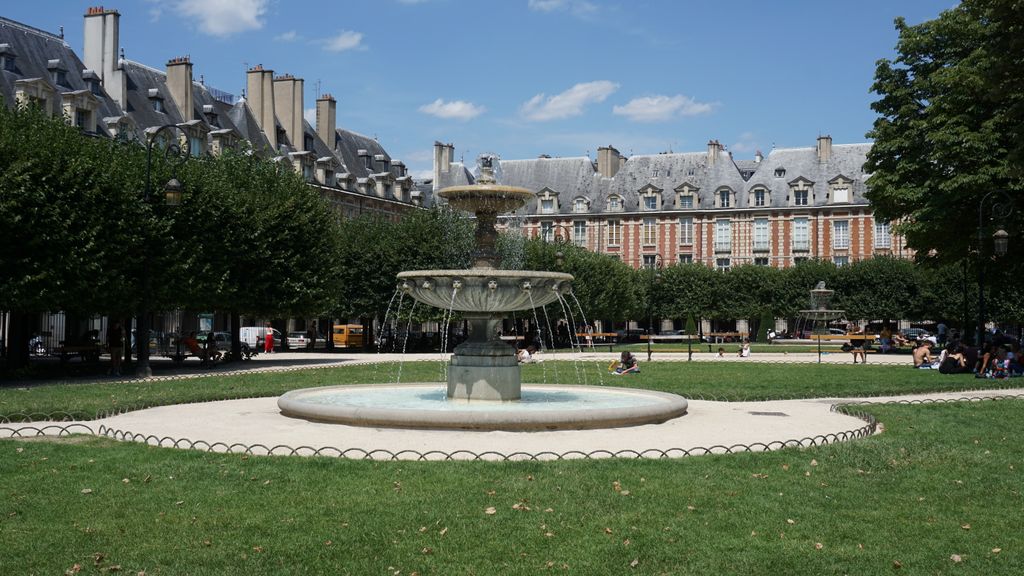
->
[657, 329, 687, 342]
[901, 327, 931, 341]
[287, 331, 311, 349]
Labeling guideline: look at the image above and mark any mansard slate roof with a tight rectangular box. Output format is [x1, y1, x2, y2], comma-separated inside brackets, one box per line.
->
[0, 16, 121, 134]
[331, 128, 391, 179]
[437, 142, 872, 216]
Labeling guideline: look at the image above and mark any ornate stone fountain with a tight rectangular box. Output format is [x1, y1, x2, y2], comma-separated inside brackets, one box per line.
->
[278, 154, 688, 430]
[397, 155, 572, 401]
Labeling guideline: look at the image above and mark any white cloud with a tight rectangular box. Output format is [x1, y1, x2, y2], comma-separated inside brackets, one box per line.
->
[304, 107, 316, 126]
[274, 30, 298, 42]
[730, 132, 760, 154]
[176, 0, 267, 37]
[612, 94, 714, 123]
[528, 0, 597, 17]
[520, 81, 619, 121]
[323, 30, 366, 52]
[419, 99, 486, 121]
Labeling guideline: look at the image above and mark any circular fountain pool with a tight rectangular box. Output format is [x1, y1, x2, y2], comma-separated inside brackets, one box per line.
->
[278, 384, 688, 431]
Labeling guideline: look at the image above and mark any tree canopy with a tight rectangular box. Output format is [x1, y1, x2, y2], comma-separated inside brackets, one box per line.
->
[865, 0, 1023, 268]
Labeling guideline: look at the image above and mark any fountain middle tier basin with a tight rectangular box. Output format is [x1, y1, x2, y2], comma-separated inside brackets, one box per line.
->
[278, 383, 689, 431]
[397, 269, 574, 312]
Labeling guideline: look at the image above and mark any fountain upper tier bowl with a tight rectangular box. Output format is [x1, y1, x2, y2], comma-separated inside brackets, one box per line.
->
[397, 269, 574, 313]
[438, 184, 535, 214]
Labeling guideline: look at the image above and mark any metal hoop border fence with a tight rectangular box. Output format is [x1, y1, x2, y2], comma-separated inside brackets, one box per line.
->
[2, 393, 1021, 461]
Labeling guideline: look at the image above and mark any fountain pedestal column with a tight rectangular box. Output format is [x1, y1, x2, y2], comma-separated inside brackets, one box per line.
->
[448, 314, 521, 401]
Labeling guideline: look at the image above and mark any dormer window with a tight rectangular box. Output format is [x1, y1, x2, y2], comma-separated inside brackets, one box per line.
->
[774, 168, 786, 178]
[716, 187, 733, 208]
[148, 89, 165, 113]
[572, 197, 589, 213]
[47, 59, 67, 87]
[675, 183, 697, 209]
[750, 187, 769, 207]
[1, 44, 18, 73]
[606, 194, 623, 212]
[829, 175, 853, 203]
[537, 189, 559, 214]
[640, 185, 663, 211]
[789, 178, 814, 207]
[303, 134, 315, 152]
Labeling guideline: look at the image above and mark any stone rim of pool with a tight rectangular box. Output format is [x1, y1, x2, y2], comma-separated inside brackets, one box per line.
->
[277, 383, 689, 431]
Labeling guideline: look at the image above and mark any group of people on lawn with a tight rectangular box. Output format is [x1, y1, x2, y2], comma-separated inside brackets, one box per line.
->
[910, 330, 1022, 377]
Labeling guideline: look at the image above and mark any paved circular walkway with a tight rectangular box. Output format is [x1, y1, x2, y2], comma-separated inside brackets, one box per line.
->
[5, 353, 1020, 460]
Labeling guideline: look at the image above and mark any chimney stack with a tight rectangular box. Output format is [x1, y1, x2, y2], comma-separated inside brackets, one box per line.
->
[816, 134, 832, 163]
[273, 74, 305, 151]
[316, 93, 336, 150]
[754, 149, 763, 164]
[165, 56, 193, 121]
[83, 6, 125, 107]
[707, 139, 723, 165]
[597, 145, 622, 178]
[433, 141, 453, 188]
[245, 64, 276, 151]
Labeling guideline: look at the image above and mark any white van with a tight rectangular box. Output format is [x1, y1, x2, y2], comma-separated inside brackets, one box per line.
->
[240, 326, 283, 348]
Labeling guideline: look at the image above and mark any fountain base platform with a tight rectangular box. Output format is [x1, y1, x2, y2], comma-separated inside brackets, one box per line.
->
[278, 383, 689, 431]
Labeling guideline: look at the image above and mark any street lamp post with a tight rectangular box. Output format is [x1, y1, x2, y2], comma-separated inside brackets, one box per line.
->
[646, 254, 663, 362]
[975, 191, 1013, 347]
[136, 124, 189, 378]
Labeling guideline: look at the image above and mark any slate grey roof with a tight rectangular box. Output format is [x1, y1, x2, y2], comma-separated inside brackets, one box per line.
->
[0, 16, 121, 135]
[331, 128, 391, 178]
[436, 142, 873, 215]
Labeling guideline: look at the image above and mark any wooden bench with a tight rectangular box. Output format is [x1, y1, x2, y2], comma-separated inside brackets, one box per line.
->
[813, 334, 881, 353]
[56, 342, 104, 364]
[576, 332, 618, 351]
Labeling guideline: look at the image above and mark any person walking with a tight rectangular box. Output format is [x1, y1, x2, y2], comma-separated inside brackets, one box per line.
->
[107, 320, 124, 376]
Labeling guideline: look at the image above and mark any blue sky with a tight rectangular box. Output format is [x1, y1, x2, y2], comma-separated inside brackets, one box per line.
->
[6, 0, 957, 178]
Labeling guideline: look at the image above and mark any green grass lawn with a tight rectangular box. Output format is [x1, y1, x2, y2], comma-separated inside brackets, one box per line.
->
[0, 361, 1008, 421]
[1, 399, 1020, 574]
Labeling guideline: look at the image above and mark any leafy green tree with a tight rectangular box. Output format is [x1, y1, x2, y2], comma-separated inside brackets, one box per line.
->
[716, 264, 783, 320]
[776, 260, 838, 320]
[832, 257, 920, 323]
[865, 2, 1023, 268]
[657, 263, 716, 329]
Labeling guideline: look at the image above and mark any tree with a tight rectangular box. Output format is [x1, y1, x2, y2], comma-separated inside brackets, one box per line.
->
[832, 257, 920, 322]
[865, 2, 1023, 269]
[657, 263, 716, 328]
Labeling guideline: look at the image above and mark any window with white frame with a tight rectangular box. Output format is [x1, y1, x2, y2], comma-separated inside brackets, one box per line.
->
[832, 186, 850, 203]
[751, 188, 768, 207]
[833, 220, 850, 249]
[607, 195, 623, 212]
[793, 218, 810, 251]
[678, 216, 693, 245]
[716, 258, 731, 271]
[541, 198, 554, 214]
[573, 197, 589, 213]
[717, 188, 731, 208]
[753, 218, 770, 251]
[606, 220, 621, 246]
[833, 255, 850, 266]
[643, 217, 657, 245]
[754, 257, 769, 266]
[541, 222, 553, 242]
[678, 254, 693, 264]
[874, 220, 892, 248]
[793, 189, 809, 206]
[573, 220, 587, 246]
[643, 255, 660, 269]
[643, 194, 658, 211]
[714, 219, 731, 252]
[678, 193, 694, 209]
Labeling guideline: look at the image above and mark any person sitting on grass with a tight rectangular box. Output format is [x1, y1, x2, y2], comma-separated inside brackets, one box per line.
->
[517, 344, 541, 364]
[737, 338, 751, 358]
[913, 336, 937, 369]
[610, 351, 640, 375]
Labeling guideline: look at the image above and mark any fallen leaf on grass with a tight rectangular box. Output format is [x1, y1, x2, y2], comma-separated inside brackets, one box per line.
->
[80, 489, 93, 495]
[961, 523, 971, 530]
[992, 548, 1002, 554]
[484, 507, 496, 515]
[65, 564, 82, 575]
[604, 527, 613, 534]
[786, 519, 796, 525]
[439, 527, 448, 536]
[421, 547, 433, 555]
[950, 554, 962, 563]
[892, 560, 902, 569]
[630, 559, 639, 568]
[253, 546, 264, 553]
[814, 543, 823, 550]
